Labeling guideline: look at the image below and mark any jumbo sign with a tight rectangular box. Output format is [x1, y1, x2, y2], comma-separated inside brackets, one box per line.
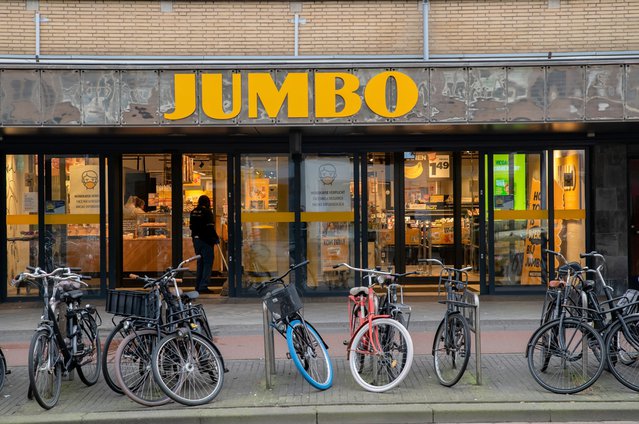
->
[164, 71, 420, 121]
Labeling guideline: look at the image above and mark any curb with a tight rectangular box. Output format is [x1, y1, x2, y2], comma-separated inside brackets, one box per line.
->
[1, 402, 638, 424]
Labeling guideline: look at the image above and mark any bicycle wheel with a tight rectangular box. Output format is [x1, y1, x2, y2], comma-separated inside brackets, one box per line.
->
[606, 314, 639, 391]
[76, 310, 101, 386]
[433, 313, 471, 387]
[527, 318, 605, 394]
[287, 320, 333, 390]
[28, 329, 62, 410]
[349, 317, 413, 392]
[114, 329, 171, 407]
[102, 321, 129, 394]
[0, 351, 5, 393]
[152, 331, 224, 406]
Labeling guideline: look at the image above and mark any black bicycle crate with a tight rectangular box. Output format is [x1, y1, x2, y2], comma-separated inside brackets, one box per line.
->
[105, 289, 158, 318]
[261, 284, 303, 318]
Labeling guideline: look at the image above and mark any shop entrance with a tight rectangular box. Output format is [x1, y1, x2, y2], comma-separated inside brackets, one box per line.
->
[629, 158, 639, 287]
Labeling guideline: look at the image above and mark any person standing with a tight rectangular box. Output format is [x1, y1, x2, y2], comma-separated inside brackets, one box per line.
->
[189, 195, 219, 294]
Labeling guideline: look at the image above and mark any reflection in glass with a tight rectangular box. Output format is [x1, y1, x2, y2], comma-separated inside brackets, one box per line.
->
[6, 155, 39, 297]
[241, 155, 290, 289]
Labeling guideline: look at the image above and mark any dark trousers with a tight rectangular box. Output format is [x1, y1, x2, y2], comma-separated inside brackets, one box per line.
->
[193, 238, 214, 291]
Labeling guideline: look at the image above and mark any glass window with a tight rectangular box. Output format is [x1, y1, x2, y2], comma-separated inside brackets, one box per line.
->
[367, 153, 395, 270]
[240, 155, 291, 289]
[44, 156, 102, 291]
[182, 154, 228, 287]
[461, 152, 480, 282]
[6, 155, 39, 297]
[122, 154, 172, 277]
[302, 154, 355, 290]
[553, 150, 586, 268]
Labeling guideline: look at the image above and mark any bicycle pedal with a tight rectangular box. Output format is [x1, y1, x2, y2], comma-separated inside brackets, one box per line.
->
[342, 339, 349, 346]
[286, 352, 291, 360]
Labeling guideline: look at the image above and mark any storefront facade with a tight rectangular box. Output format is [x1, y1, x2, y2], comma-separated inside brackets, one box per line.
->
[1, 62, 636, 299]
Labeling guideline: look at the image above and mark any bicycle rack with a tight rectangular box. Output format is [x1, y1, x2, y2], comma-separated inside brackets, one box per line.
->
[262, 303, 276, 389]
[460, 291, 482, 385]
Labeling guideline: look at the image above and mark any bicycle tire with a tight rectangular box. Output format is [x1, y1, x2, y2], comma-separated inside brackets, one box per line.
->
[287, 320, 333, 390]
[348, 317, 413, 392]
[433, 313, 471, 387]
[76, 311, 101, 386]
[0, 350, 6, 393]
[28, 329, 62, 410]
[114, 329, 171, 407]
[102, 321, 129, 395]
[605, 314, 639, 391]
[152, 331, 224, 406]
[527, 318, 605, 394]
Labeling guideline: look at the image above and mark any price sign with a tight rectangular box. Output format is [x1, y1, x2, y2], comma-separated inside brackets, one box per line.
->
[428, 154, 450, 178]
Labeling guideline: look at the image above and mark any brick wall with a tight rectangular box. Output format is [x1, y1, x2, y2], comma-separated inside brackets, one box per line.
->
[0, 0, 638, 56]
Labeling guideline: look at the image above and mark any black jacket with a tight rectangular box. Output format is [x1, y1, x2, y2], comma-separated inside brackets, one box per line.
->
[189, 206, 219, 246]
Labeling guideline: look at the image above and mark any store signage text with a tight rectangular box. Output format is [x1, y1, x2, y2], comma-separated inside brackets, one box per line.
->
[164, 71, 419, 121]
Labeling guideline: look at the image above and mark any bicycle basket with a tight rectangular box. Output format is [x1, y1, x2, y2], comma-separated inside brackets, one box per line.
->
[618, 289, 639, 315]
[105, 289, 159, 318]
[261, 283, 303, 318]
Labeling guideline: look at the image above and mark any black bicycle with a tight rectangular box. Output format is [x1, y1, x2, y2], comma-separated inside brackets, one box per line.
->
[255, 260, 333, 390]
[12, 266, 101, 410]
[0, 347, 9, 392]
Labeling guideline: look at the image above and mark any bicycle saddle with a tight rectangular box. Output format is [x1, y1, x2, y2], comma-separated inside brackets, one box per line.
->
[349, 287, 368, 296]
[558, 262, 583, 275]
[60, 290, 84, 302]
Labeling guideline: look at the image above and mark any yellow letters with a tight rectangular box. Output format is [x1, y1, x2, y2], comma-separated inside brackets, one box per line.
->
[164, 73, 196, 120]
[202, 73, 242, 120]
[364, 71, 418, 118]
[248, 73, 308, 118]
[315, 73, 361, 118]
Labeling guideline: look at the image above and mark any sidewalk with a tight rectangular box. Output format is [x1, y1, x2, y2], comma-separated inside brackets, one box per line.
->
[1, 296, 637, 423]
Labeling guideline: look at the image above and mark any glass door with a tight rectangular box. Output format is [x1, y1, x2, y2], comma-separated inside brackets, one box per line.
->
[365, 152, 395, 271]
[182, 154, 228, 291]
[490, 152, 547, 288]
[239, 154, 293, 293]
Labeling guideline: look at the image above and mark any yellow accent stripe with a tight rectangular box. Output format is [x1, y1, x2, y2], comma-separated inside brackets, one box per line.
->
[241, 212, 295, 223]
[45, 214, 101, 225]
[494, 210, 548, 220]
[301, 212, 354, 222]
[7, 214, 101, 225]
[6, 215, 38, 225]
[554, 209, 586, 220]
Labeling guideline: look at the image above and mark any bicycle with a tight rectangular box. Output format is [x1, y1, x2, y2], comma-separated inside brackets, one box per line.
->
[422, 258, 473, 387]
[333, 263, 414, 392]
[255, 260, 333, 390]
[112, 256, 225, 406]
[102, 255, 213, 396]
[526, 251, 639, 394]
[0, 347, 9, 392]
[11, 266, 101, 410]
[540, 249, 586, 326]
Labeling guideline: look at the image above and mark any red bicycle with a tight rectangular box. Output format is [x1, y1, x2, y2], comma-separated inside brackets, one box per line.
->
[334, 263, 414, 392]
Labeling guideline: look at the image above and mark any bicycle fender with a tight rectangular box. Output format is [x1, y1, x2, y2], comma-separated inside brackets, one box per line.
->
[346, 315, 391, 360]
[35, 323, 54, 337]
[205, 338, 229, 373]
[303, 320, 330, 351]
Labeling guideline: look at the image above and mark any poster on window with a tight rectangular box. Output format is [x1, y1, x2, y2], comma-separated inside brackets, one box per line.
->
[69, 165, 100, 214]
[304, 158, 351, 212]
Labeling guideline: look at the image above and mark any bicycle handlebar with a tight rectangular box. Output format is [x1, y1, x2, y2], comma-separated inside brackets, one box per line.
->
[254, 260, 309, 291]
[419, 258, 472, 274]
[333, 263, 418, 280]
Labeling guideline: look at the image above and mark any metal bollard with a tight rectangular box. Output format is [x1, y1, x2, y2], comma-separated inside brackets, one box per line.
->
[262, 302, 276, 389]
